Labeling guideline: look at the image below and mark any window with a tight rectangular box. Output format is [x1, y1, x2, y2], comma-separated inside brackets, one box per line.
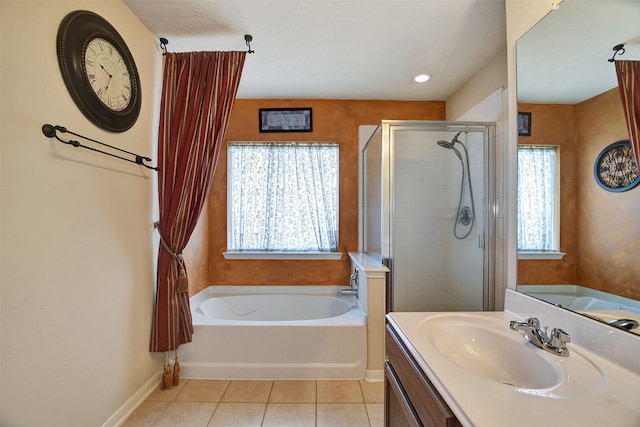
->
[517, 145, 563, 257]
[226, 142, 339, 258]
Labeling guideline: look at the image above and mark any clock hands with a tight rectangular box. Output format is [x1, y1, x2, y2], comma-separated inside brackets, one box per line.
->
[98, 62, 113, 90]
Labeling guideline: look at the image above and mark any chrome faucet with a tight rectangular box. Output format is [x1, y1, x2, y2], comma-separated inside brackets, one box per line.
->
[509, 317, 570, 357]
[338, 268, 359, 296]
[607, 318, 640, 331]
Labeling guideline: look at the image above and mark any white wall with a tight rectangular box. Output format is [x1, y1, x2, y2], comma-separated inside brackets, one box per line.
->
[446, 46, 508, 121]
[1, 1, 163, 425]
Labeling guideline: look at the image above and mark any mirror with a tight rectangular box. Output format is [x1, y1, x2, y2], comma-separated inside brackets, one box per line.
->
[516, 0, 640, 334]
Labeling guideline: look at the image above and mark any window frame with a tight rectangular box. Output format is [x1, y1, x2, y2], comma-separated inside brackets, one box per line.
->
[517, 144, 565, 260]
[224, 141, 342, 260]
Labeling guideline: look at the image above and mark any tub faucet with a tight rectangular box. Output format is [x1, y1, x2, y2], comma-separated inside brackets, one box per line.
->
[509, 317, 570, 357]
[350, 268, 359, 289]
[338, 268, 359, 296]
[338, 288, 358, 296]
[607, 318, 640, 331]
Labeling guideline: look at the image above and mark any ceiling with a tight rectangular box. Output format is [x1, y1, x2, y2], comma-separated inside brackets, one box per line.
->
[517, 0, 640, 104]
[123, 0, 506, 100]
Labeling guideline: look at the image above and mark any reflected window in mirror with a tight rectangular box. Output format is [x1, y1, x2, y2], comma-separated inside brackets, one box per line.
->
[517, 145, 564, 260]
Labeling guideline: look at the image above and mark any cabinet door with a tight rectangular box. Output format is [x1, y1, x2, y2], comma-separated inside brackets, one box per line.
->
[385, 324, 462, 427]
[385, 361, 422, 427]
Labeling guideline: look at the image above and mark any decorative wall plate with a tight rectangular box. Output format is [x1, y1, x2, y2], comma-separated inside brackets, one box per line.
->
[593, 140, 640, 192]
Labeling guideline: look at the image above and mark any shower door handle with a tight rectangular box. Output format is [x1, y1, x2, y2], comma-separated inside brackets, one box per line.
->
[478, 233, 485, 249]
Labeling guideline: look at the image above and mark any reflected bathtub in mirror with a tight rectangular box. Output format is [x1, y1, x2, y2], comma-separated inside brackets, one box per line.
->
[518, 285, 640, 335]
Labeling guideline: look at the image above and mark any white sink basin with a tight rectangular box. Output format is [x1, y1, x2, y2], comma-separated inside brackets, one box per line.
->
[418, 313, 607, 398]
[421, 314, 558, 389]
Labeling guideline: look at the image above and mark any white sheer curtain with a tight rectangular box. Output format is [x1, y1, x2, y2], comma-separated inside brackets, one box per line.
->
[228, 142, 339, 251]
[517, 145, 556, 251]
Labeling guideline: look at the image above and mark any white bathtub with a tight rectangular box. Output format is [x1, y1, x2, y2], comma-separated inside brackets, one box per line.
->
[518, 284, 640, 313]
[534, 294, 623, 310]
[178, 286, 366, 379]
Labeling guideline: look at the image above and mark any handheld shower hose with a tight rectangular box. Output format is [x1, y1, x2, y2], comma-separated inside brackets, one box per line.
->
[436, 132, 475, 239]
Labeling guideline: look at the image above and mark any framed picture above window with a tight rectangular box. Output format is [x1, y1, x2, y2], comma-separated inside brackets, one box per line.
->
[518, 112, 531, 136]
[259, 108, 313, 133]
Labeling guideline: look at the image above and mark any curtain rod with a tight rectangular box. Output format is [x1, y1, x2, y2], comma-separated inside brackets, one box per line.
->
[41, 124, 159, 171]
[608, 43, 626, 62]
[159, 35, 255, 56]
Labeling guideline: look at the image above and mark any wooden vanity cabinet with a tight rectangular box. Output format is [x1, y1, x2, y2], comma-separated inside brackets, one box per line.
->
[385, 323, 462, 427]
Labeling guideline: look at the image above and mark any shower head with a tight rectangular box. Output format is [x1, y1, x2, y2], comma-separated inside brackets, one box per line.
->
[437, 132, 463, 149]
[437, 140, 455, 149]
[437, 132, 464, 160]
[437, 141, 462, 160]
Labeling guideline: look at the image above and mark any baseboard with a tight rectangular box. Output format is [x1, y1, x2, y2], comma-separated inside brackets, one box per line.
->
[365, 369, 384, 382]
[181, 361, 366, 380]
[101, 369, 162, 427]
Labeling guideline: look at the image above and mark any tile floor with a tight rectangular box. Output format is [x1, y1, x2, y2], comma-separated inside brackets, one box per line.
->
[123, 379, 384, 427]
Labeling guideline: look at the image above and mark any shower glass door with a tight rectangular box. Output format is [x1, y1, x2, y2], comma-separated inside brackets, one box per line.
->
[362, 121, 494, 312]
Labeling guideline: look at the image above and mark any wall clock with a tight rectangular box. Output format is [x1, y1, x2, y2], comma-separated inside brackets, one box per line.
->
[57, 10, 141, 132]
[593, 140, 640, 192]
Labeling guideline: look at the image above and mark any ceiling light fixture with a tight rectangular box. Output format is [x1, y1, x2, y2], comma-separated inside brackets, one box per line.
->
[413, 74, 431, 83]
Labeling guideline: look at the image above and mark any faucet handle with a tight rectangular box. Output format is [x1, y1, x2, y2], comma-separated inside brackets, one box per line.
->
[545, 328, 570, 357]
[526, 317, 541, 328]
[551, 328, 570, 346]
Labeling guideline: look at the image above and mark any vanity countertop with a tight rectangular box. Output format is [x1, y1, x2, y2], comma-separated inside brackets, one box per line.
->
[387, 311, 640, 427]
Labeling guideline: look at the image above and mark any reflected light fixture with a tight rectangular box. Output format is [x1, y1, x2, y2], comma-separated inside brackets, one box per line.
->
[413, 74, 431, 83]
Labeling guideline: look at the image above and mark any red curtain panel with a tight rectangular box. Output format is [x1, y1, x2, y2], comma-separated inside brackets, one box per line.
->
[150, 51, 246, 352]
[615, 60, 640, 166]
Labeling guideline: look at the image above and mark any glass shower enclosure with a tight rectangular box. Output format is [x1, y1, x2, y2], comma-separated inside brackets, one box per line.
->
[362, 121, 495, 312]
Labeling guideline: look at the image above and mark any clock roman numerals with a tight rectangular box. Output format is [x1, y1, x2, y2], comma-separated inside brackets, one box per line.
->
[83, 37, 132, 112]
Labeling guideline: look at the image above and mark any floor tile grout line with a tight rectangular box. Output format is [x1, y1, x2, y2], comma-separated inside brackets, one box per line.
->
[259, 380, 275, 426]
[359, 380, 372, 427]
[205, 399, 217, 427]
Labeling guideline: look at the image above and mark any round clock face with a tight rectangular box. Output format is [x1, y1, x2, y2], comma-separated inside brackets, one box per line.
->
[84, 37, 132, 112]
[57, 10, 141, 132]
[594, 140, 640, 192]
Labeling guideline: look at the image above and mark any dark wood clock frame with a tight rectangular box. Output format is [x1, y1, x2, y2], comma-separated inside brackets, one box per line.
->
[56, 10, 141, 132]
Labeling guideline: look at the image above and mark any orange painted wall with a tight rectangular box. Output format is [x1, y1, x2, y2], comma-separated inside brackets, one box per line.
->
[575, 89, 640, 300]
[186, 99, 446, 295]
[518, 89, 640, 301]
[517, 103, 578, 285]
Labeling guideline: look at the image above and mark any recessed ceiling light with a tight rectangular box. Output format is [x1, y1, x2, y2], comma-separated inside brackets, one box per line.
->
[413, 74, 431, 83]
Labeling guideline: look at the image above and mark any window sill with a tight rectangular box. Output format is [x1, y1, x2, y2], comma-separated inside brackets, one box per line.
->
[222, 251, 343, 260]
[518, 251, 566, 260]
